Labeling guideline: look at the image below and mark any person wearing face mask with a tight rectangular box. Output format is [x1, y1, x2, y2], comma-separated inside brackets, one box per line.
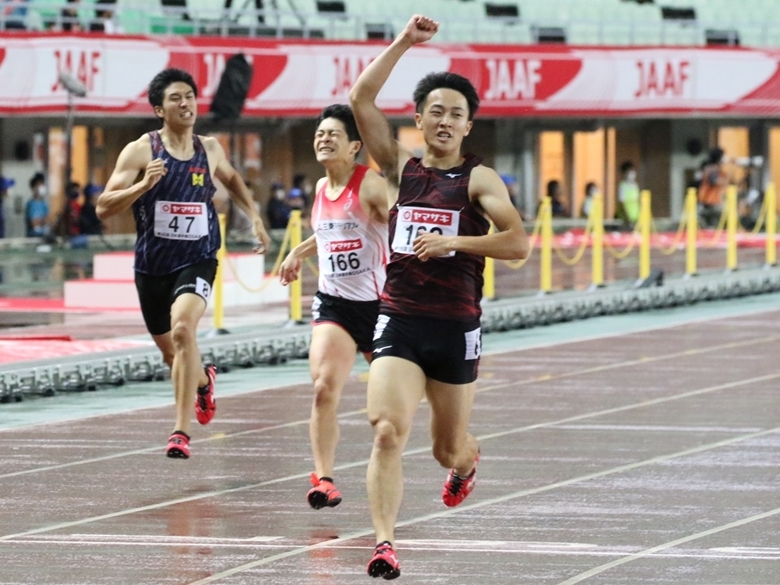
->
[617, 161, 640, 228]
[267, 181, 292, 229]
[25, 173, 50, 238]
[581, 182, 599, 219]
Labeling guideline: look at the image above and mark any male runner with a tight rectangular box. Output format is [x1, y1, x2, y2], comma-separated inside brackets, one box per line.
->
[97, 68, 270, 459]
[280, 104, 389, 510]
[350, 15, 529, 579]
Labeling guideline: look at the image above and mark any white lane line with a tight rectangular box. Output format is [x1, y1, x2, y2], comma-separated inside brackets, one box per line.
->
[185, 426, 780, 585]
[3, 332, 777, 481]
[556, 507, 780, 585]
[2, 373, 777, 542]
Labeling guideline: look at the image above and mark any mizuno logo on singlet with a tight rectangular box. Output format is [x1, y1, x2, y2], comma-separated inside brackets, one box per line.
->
[445, 173, 461, 178]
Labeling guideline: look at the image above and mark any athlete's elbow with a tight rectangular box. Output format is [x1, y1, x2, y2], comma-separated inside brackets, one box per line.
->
[348, 84, 370, 107]
[510, 234, 530, 260]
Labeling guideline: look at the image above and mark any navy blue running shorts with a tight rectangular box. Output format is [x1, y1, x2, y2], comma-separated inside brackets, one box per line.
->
[371, 313, 482, 385]
[135, 258, 218, 336]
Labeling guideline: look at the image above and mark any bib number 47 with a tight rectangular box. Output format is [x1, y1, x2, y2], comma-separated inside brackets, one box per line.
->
[168, 215, 196, 234]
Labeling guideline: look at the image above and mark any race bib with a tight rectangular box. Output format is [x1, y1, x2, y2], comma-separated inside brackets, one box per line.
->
[154, 201, 209, 240]
[321, 237, 370, 278]
[391, 206, 460, 257]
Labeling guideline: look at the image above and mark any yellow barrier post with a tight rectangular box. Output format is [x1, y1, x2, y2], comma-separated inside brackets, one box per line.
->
[540, 197, 552, 294]
[590, 195, 604, 289]
[765, 182, 777, 267]
[685, 187, 697, 277]
[483, 223, 495, 300]
[288, 210, 304, 322]
[726, 184, 738, 271]
[639, 189, 651, 281]
[212, 213, 228, 334]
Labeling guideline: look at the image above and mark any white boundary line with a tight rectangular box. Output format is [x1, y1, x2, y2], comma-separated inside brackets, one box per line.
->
[184, 425, 780, 585]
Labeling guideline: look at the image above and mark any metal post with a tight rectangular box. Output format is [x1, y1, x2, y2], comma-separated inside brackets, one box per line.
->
[685, 187, 697, 276]
[726, 185, 738, 271]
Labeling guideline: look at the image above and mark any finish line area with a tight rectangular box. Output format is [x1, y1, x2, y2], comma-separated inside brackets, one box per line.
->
[1, 293, 779, 585]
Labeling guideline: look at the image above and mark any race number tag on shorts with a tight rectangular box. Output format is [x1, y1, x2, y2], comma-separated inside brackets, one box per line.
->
[392, 206, 460, 257]
[154, 201, 208, 240]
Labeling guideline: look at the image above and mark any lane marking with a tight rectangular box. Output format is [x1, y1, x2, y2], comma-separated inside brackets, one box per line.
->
[556, 506, 780, 585]
[1, 372, 778, 542]
[184, 426, 780, 584]
[3, 333, 778, 481]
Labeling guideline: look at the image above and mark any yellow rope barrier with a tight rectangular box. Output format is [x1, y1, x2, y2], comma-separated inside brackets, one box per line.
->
[223, 223, 292, 293]
[701, 204, 728, 247]
[651, 213, 687, 256]
[553, 213, 593, 266]
[305, 256, 319, 276]
[750, 193, 768, 234]
[604, 232, 638, 259]
[503, 212, 543, 269]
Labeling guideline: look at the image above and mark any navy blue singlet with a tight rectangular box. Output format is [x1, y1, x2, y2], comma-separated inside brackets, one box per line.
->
[132, 131, 219, 275]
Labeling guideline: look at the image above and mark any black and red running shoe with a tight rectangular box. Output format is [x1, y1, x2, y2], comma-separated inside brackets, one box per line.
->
[195, 364, 217, 425]
[367, 541, 400, 580]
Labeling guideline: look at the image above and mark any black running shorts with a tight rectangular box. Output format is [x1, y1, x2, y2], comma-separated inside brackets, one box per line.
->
[311, 291, 380, 354]
[371, 313, 482, 385]
[135, 258, 218, 336]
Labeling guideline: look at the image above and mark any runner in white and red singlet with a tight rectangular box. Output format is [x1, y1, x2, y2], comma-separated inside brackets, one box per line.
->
[279, 104, 389, 511]
[350, 15, 529, 579]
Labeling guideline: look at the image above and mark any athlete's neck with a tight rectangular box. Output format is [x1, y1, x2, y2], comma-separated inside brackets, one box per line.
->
[421, 148, 464, 171]
[159, 127, 195, 160]
[323, 160, 357, 195]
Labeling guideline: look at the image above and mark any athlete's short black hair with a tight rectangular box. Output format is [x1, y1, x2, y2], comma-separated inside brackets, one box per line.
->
[147, 68, 198, 110]
[413, 72, 480, 120]
[316, 104, 362, 143]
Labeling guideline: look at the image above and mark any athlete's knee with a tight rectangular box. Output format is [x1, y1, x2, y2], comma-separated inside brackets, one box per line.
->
[370, 418, 405, 452]
[312, 374, 340, 407]
[170, 320, 196, 348]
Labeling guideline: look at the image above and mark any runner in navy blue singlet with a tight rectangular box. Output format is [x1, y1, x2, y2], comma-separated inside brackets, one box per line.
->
[97, 68, 270, 460]
[350, 15, 529, 579]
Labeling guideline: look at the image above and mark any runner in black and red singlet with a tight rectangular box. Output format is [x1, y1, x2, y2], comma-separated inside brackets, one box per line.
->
[97, 68, 270, 460]
[279, 104, 389, 511]
[350, 15, 529, 579]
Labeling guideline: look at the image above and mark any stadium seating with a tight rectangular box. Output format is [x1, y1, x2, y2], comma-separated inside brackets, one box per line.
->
[10, 0, 777, 47]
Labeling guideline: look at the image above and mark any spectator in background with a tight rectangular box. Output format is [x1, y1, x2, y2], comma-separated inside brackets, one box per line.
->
[60, 0, 82, 31]
[56, 180, 82, 237]
[540, 179, 568, 218]
[267, 181, 292, 229]
[698, 147, 728, 228]
[581, 182, 598, 219]
[288, 173, 312, 210]
[0, 176, 15, 238]
[78, 183, 103, 235]
[25, 172, 49, 237]
[617, 160, 640, 228]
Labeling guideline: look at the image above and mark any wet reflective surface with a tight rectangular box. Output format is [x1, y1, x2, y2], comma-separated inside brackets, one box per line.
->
[1, 304, 779, 584]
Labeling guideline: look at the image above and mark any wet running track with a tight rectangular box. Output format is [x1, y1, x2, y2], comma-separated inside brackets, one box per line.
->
[1, 296, 779, 585]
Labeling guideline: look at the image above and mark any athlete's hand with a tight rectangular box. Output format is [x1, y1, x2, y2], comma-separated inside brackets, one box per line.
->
[252, 217, 271, 254]
[401, 15, 439, 45]
[413, 232, 453, 261]
[140, 158, 167, 191]
[279, 251, 302, 285]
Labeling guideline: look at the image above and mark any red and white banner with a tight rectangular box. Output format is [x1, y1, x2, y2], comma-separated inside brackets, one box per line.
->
[1, 33, 779, 117]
